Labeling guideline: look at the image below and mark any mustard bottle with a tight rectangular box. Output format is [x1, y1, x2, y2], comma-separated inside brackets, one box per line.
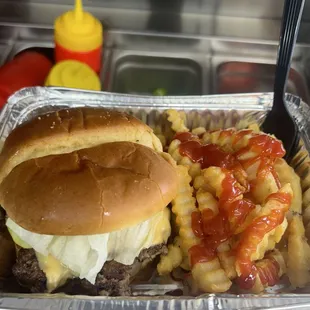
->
[54, 0, 103, 74]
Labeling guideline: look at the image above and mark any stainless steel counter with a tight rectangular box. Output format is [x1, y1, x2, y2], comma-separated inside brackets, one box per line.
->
[1, 0, 310, 43]
[0, 0, 291, 42]
[0, 23, 309, 101]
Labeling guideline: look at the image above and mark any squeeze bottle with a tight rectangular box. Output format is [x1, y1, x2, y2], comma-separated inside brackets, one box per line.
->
[54, 0, 103, 74]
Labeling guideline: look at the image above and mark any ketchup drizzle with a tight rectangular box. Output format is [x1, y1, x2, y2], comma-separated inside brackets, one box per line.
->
[174, 129, 289, 290]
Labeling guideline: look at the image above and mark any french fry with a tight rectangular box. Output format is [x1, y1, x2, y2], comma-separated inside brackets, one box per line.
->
[192, 258, 232, 293]
[164, 112, 310, 293]
[287, 215, 310, 288]
[157, 241, 183, 276]
[165, 109, 189, 133]
[171, 165, 199, 270]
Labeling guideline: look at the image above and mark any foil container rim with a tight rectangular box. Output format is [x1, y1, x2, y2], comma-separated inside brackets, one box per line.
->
[1, 292, 310, 300]
[4, 87, 276, 111]
[0, 87, 309, 309]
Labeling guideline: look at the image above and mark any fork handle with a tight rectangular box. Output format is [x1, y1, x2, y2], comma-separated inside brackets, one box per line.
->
[274, 0, 305, 104]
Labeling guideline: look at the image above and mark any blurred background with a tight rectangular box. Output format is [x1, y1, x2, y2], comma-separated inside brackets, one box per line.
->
[0, 0, 310, 102]
[0, 0, 307, 41]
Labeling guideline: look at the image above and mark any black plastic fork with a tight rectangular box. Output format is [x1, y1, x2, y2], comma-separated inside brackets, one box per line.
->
[262, 0, 305, 161]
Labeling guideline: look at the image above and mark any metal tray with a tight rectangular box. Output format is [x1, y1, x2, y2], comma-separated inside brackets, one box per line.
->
[2, 27, 310, 100]
[110, 54, 203, 96]
[0, 87, 310, 310]
[215, 61, 309, 103]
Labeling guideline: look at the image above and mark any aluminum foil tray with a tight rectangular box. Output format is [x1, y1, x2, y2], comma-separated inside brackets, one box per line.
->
[1, 87, 310, 310]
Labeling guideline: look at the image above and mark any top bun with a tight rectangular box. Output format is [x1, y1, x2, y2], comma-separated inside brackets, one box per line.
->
[0, 142, 178, 235]
[0, 108, 162, 186]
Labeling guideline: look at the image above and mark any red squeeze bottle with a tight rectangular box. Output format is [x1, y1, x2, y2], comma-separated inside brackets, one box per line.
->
[54, 0, 103, 74]
[0, 51, 53, 108]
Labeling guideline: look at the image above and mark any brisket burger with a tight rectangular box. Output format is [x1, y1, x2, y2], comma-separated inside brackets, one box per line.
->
[0, 108, 178, 295]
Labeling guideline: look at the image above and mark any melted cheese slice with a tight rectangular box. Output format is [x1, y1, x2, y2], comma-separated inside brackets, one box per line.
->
[7, 209, 170, 291]
[36, 253, 73, 292]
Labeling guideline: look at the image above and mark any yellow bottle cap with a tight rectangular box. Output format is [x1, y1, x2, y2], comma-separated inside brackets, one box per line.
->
[45, 60, 101, 91]
[54, 0, 103, 52]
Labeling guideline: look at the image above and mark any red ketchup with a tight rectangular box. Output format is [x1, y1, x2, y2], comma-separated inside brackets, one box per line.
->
[0, 51, 52, 108]
[173, 130, 288, 289]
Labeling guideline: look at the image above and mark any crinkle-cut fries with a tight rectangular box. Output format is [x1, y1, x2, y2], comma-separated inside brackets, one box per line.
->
[157, 109, 310, 294]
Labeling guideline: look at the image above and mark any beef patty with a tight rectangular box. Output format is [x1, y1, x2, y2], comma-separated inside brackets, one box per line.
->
[0, 207, 5, 232]
[13, 244, 167, 296]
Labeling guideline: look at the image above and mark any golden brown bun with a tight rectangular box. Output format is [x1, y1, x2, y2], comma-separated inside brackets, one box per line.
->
[0, 108, 162, 186]
[0, 142, 178, 235]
